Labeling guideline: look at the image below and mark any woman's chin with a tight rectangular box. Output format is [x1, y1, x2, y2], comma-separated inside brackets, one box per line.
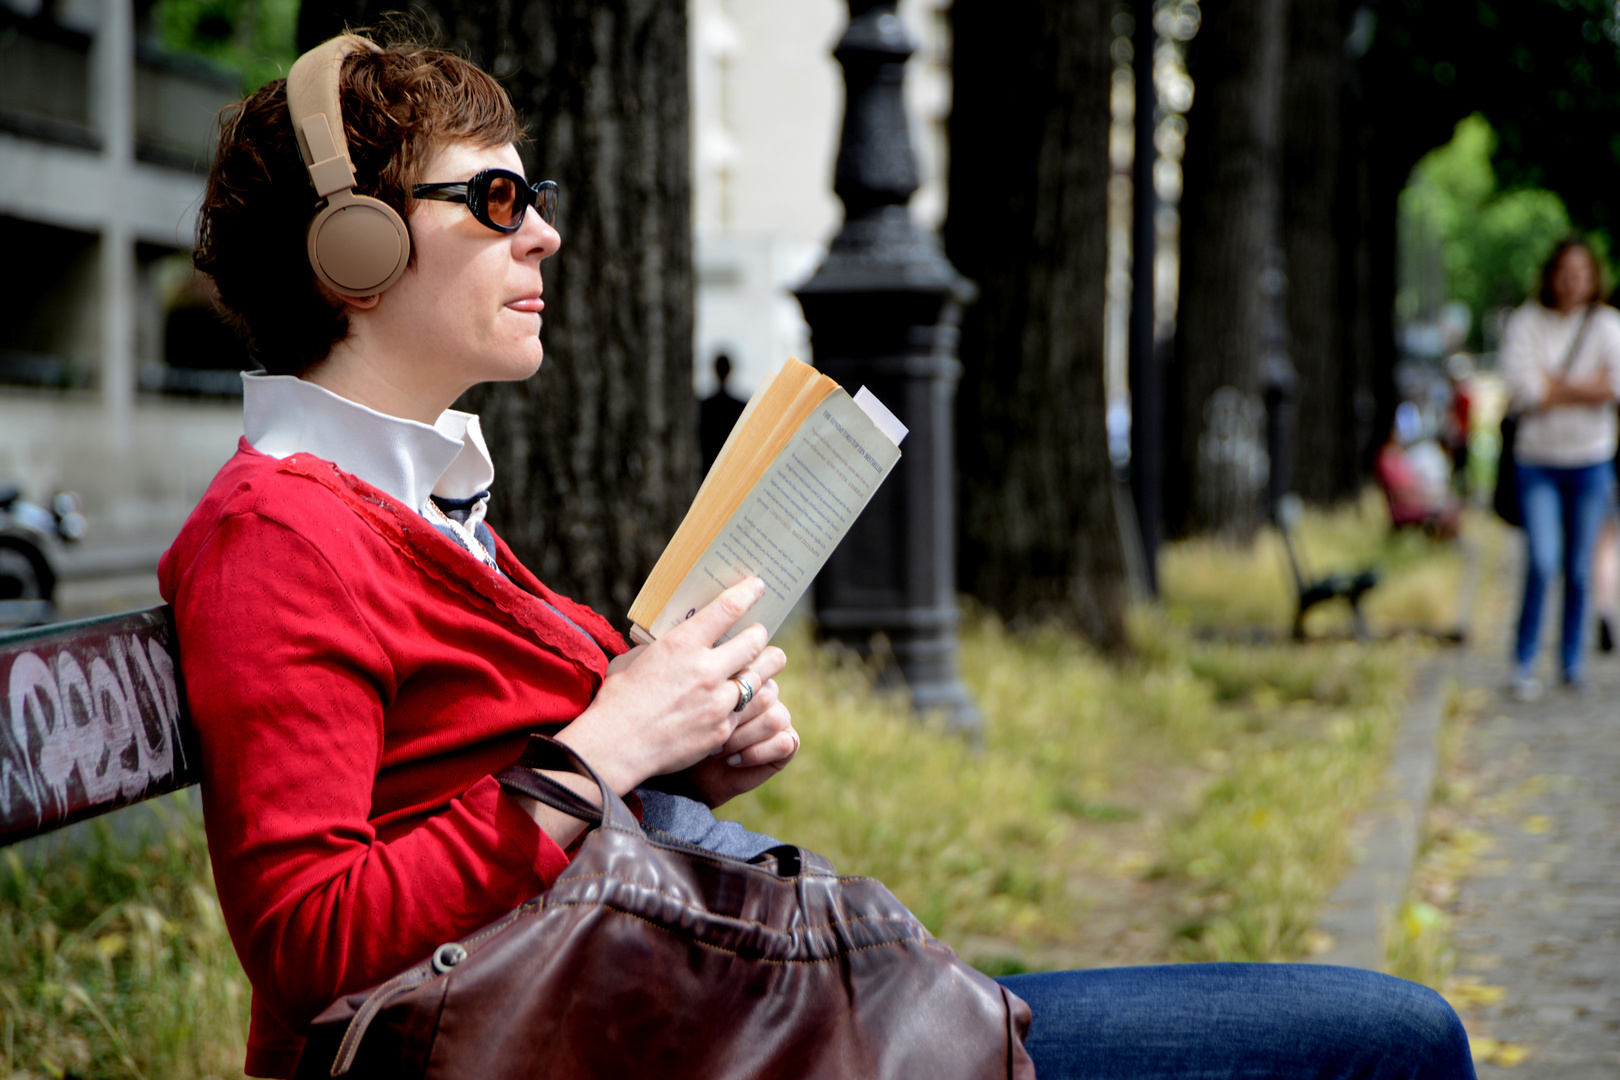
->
[512, 351, 544, 381]
[495, 341, 545, 382]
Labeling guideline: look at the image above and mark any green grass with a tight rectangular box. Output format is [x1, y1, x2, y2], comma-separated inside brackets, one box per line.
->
[733, 607, 1410, 970]
[1160, 488, 1467, 636]
[0, 497, 1444, 1073]
[1156, 646, 1404, 961]
[0, 798, 248, 1079]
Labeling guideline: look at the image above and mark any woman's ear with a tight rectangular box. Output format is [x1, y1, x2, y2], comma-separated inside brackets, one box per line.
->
[312, 278, 384, 311]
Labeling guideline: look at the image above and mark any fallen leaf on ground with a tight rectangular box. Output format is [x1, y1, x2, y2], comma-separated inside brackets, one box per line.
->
[1445, 979, 1506, 1010]
[1492, 1042, 1530, 1067]
[1469, 1037, 1499, 1063]
[1521, 814, 1553, 835]
[1401, 900, 1447, 939]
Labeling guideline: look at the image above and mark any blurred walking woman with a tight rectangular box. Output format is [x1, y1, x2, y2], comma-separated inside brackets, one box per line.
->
[1500, 238, 1620, 698]
[161, 32, 1476, 1080]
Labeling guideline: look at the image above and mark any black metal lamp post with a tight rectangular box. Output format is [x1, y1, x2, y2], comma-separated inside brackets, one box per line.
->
[1128, 0, 1163, 596]
[793, 0, 980, 734]
[1260, 245, 1298, 517]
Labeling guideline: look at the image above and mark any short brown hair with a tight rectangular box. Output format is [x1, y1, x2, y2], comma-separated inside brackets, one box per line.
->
[195, 41, 522, 376]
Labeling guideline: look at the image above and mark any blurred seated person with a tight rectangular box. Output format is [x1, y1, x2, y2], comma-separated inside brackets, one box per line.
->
[1376, 402, 1463, 539]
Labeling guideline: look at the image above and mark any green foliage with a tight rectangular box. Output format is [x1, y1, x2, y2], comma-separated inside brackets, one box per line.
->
[149, 0, 301, 93]
[1368, 0, 1620, 236]
[1400, 114, 1587, 342]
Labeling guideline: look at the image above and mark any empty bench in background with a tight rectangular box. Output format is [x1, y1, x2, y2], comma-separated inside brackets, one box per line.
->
[0, 606, 198, 847]
[1273, 495, 1380, 642]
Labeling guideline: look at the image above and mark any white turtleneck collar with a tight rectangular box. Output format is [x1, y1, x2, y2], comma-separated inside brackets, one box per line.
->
[241, 372, 495, 512]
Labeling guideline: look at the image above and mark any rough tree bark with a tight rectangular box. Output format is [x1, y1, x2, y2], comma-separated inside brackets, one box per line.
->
[299, 0, 695, 626]
[943, 0, 1125, 650]
[1164, 0, 1287, 540]
[1280, 0, 1362, 505]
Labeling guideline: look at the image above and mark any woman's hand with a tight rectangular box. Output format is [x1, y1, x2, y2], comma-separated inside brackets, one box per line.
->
[552, 578, 780, 798]
[682, 669, 798, 809]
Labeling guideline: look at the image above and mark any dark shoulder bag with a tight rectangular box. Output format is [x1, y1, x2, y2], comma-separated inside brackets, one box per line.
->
[1493, 305, 1598, 526]
[294, 735, 1036, 1080]
[1492, 412, 1523, 526]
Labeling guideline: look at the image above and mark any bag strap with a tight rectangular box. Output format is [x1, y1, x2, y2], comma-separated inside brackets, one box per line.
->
[1556, 303, 1598, 378]
[498, 738, 830, 875]
[495, 734, 644, 835]
[496, 760, 603, 822]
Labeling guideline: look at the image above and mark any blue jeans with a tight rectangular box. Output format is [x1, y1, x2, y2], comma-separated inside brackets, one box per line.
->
[1515, 461, 1614, 683]
[997, 964, 1475, 1078]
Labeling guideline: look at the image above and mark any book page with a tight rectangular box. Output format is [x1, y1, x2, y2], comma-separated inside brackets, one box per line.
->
[628, 359, 837, 629]
[640, 387, 903, 643]
[853, 385, 908, 446]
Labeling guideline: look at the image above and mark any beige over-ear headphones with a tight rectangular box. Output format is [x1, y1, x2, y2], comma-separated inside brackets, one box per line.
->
[286, 35, 411, 297]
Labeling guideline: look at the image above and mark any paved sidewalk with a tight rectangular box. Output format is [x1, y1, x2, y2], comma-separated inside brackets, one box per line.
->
[1440, 540, 1620, 1077]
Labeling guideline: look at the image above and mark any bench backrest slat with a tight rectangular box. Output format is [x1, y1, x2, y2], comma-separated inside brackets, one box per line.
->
[0, 605, 199, 846]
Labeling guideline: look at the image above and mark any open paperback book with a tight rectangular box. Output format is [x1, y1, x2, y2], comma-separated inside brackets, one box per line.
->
[627, 357, 906, 645]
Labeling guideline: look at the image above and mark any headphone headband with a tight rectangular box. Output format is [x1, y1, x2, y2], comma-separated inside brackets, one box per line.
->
[286, 35, 411, 297]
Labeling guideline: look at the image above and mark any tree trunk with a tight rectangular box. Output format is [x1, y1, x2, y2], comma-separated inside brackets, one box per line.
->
[1361, 150, 1407, 480]
[300, 0, 696, 626]
[1164, 0, 1287, 539]
[943, 0, 1125, 650]
[1280, 0, 1362, 505]
[1339, 68, 1380, 486]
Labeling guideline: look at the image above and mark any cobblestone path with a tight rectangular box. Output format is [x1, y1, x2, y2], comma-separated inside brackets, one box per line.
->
[1443, 537, 1620, 1078]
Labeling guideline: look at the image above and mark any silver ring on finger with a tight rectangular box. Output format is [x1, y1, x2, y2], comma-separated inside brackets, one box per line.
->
[730, 673, 756, 713]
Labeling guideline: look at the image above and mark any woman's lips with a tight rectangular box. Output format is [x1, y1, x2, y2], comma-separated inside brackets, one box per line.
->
[506, 296, 544, 313]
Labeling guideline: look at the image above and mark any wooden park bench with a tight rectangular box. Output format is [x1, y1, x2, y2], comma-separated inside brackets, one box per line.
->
[0, 606, 198, 848]
[1273, 495, 1379, 642]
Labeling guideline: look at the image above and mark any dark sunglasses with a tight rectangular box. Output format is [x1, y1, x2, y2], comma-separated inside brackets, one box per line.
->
[412, 169, 558, 233]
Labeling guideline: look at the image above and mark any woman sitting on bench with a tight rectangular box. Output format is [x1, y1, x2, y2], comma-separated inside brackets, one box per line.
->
[159, 32, 1476, 1080]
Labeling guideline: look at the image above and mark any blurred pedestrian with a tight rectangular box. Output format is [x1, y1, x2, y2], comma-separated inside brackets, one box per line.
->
[699, 351, 745, 478]
[1444, 353, 1475, 495]
[1500, 238, 1620, 699]
[1594, 511, 1618, 653]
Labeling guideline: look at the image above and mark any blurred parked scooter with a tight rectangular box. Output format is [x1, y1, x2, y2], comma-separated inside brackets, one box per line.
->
[0, 486, 86, 627]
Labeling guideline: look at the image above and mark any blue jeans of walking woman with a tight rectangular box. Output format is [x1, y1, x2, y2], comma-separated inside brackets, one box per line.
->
[1514, 461, 1614, 685]
[996, 963, 1475, 1078]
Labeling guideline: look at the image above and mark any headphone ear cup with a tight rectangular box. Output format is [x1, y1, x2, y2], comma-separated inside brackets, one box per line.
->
[306, 193, 411, 297]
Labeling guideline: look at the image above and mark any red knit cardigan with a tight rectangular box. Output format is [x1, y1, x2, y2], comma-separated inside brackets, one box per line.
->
[158, 440, 628, 1078]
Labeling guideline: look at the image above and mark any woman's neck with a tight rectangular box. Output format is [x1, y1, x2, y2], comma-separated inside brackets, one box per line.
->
[305, 341, 460, 425]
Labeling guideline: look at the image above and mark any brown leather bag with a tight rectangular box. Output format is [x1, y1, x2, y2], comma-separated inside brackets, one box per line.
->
[294, 736, 1036, 1079]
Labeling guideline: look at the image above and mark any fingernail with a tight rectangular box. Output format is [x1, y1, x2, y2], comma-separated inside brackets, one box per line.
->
[727, 753, 743, 766]
[753, 578, 766, 598]
[710, 746, 725, 757]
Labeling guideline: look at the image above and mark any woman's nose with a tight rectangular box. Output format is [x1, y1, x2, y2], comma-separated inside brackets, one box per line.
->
[519, 204, 561, 260]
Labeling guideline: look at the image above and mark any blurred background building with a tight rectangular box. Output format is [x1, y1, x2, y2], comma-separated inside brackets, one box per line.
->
[0, 0, 948, 552]
[0, 0, 254, 556]
[688, 0, 950, 399]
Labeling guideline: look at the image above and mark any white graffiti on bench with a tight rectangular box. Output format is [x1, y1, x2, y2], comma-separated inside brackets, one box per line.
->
[2, 627, 188, 828]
